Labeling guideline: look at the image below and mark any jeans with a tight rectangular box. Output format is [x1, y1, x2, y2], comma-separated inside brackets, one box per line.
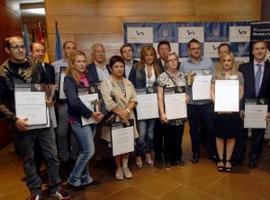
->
[187, 103, 216, 157]
[68, 122, 96, 186]
[136, 119, 156, 156]
[13, 127, 61, 195]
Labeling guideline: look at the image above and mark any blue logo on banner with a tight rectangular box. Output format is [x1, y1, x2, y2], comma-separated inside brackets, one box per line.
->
[153, 23, 178, 42]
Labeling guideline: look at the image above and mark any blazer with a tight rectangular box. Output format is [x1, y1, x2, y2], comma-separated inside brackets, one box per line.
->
[239, 60, 270, 109]
[124, 60, 138, 81]
[42, 62, 56, 84]
[87, 63, 110, 85]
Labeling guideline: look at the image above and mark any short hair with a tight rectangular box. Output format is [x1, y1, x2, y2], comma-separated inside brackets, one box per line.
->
[30, 42, 46, 51]
[187, 38, 200, 49]
[120, 43, 133, 55]
[4, 36, 23, 48]
[157, 40, 171, 51]
[251, 40, 267, 49]
[218, 43, 232, 53]
[63, 41, 76, 49]
[109, 55, 124, 69]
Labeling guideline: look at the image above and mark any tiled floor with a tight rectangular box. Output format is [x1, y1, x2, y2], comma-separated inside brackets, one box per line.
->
[0, 128, 270, 200]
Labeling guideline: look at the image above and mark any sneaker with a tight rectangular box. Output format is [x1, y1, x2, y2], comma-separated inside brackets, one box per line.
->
[146, 153, 154, 166]
[26, 194, 41, 200]
[115, 168, 124, 180]
[136, 156, 143, 168]
[122, 167, 132, 179]
[50, 189, 70, 200]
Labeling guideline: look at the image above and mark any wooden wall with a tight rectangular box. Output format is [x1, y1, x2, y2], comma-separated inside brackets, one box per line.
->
[44, 0, 262, 63]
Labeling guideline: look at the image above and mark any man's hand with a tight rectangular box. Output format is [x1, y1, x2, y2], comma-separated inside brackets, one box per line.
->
[15, 118, 29, 132]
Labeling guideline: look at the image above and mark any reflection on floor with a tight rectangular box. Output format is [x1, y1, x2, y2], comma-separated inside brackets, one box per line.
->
[0, 129, 270, 200]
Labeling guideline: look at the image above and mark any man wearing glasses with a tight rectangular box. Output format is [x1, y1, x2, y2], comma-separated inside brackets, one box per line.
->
[0, 36, 70, 200]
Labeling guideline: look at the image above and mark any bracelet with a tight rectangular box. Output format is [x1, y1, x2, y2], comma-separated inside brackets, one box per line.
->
[126, 108, 131, 114]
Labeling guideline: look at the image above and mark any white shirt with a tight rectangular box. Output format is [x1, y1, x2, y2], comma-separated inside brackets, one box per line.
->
[95, 62, 110, 82]
[145, 65, 156, 87]
[125, 60, 133, 78]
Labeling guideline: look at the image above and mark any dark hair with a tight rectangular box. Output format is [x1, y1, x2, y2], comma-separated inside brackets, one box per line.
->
[157, 40, 171, 51]
[251, 40, 267, 49]
[30, 42, 46, 51]
[63, 41, 76, 49]
[109, 55, 125, 69]
[187, 38, 200, 49]
[120, 43, 133, 55]
[4, 36, 23, 48]
[218, 43, 232, 53]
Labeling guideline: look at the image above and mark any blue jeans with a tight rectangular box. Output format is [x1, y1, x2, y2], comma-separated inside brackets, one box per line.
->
[68, 122, 96, 186]
[136, 119, 156, 156]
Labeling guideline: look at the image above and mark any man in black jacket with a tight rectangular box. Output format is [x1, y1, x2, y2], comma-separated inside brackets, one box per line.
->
[238, 40, 270, 168]
[0, 36, 70, 200]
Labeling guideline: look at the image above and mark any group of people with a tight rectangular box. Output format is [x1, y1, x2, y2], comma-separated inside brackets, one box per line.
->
[0, 35, 270, 200]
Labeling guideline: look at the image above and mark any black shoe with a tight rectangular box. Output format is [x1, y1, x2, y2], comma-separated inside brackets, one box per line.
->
[249, 160, 258, 169]
[68, 183, 85, 191]
[83, 180, 100, 187]
[224, 160, 232, 172]
[217, 159, 224, 172]
[176, 160, 185, 166]
[208, 155, 218, 162]
[191, 154, 199, 164]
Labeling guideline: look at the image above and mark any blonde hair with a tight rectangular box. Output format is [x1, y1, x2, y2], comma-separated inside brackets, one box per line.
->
[215, 52, 239, 79]
[66, 50, 87, 85]
[165, 52, 180, 69]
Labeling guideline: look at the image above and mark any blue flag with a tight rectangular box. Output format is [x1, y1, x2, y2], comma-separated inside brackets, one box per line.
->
[22, 24, 31, 57]
[55, 21, 63, 61]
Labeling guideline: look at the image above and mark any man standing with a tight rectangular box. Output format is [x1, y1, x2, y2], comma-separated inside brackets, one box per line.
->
[239, 40, 270, 168]
[0, 36, 70, 200]
[157, 40, 171, 72]
[87, 43, 110, 84]
[51, 41, 77, 170]
[120, 43, 138, 81]
[180, 38, 216, 163]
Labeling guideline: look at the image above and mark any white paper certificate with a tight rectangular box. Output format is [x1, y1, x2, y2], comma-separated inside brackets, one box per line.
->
[136, 93, 159, 120]
[165, 93, 187, 120]
[192, 75, 212, 100]
[15, 91, 47, 125]
[59, 68, 66, 99]
[79, 93, 99, 126]
[244, 104, 268, 128]
[214, 80, 239, 112]
[111, 125, 134, 156]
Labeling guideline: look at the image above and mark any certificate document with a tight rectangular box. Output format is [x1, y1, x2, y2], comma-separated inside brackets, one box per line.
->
[111, 122, 134, 156]
[79, 93, 99, 126]
[136, 93, 159, 120]
[15, 91, 47, 125]
[192, 75, 212, 100]
[165, 92, 187, 120]
[59, 67, 67, 99]
[214, 80, 239, 112]
[244, 104, 268, 128]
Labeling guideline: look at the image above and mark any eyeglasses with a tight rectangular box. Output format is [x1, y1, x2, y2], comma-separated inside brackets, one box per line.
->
[168, 58, 178, 62]
[10, 45, 25, 50]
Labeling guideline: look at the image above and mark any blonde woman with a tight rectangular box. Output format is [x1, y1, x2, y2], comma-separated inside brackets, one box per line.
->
[211, 52, 244, 172]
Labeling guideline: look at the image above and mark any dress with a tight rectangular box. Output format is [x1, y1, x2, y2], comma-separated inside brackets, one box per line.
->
[212, 72, 244, 139]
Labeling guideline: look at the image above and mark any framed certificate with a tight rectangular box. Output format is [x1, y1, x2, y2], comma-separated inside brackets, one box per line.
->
[136, 88, 159, 120]
[59, 67, 67, 100]
[192, 75, 212, 100]
[111, 120, 134, 156]
[164, 87, 187, 120]
[214, 80, 239, 112]
[15, 84, 49, 129]
[244, 103, 268, 129]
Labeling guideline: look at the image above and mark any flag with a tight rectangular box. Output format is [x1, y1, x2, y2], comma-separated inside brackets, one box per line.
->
[55, 21, 63, 61]
[22, 24, 31, 57]
[37, 22, 50, 63]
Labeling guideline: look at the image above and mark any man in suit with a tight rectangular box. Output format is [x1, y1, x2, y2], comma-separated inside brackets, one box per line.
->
[87, 43, 110, 84]
[239, 40, 270, 168]
[31, 42, 55, 84]
[157, 40, 171, 72]
[120, 43, 138, 82]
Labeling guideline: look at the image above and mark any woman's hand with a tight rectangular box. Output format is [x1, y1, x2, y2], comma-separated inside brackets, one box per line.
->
[240, 110, 245, 120]
[160, 113, 168, 124]
[118, 109, 130, 122]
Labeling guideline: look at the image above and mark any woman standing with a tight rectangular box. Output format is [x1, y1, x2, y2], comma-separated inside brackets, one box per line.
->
[100, 55, 138, 180]
[64, 50, 104, 189]
[130, 45, 161, 168]
[210, 52, 244, 172]
[156, 52, 187, 168]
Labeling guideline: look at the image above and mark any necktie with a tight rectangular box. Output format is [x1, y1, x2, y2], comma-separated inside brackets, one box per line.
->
[255, 63, 262, 97]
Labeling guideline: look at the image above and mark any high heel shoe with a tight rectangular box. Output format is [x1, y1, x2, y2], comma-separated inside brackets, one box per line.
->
[225, 160, 232, 172]
[217, 158, 224, 172]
